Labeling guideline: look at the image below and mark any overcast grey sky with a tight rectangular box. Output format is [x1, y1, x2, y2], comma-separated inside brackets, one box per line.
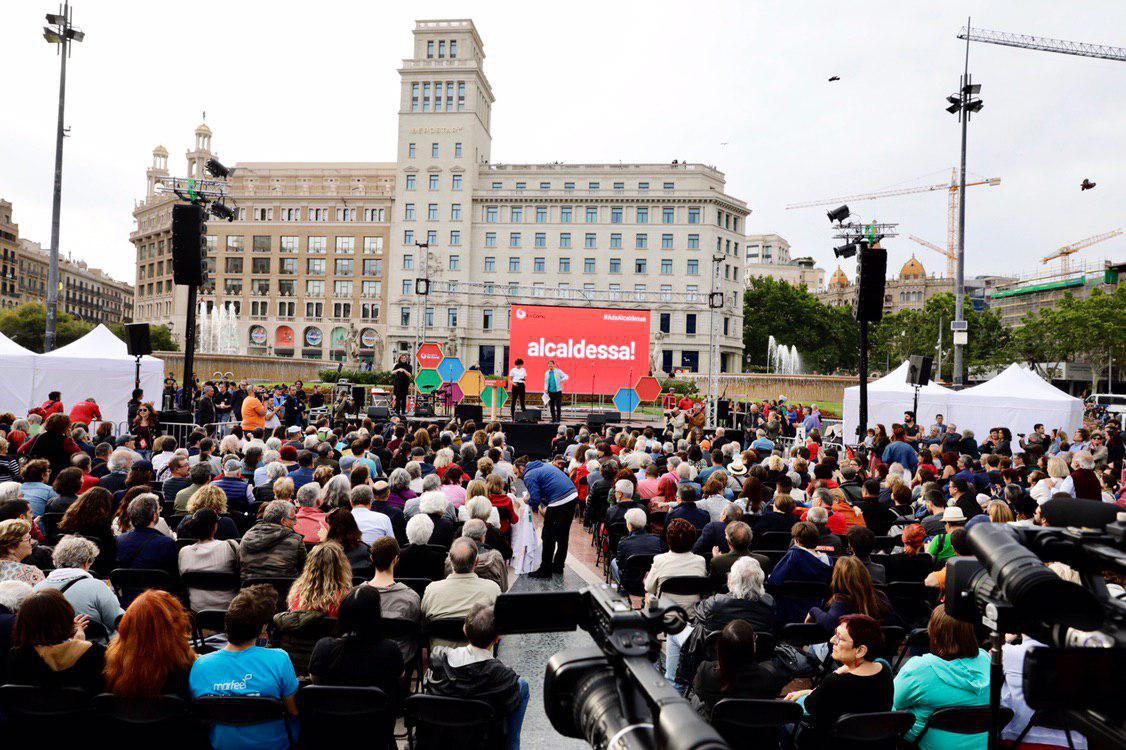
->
[2, 0, 1124, 284]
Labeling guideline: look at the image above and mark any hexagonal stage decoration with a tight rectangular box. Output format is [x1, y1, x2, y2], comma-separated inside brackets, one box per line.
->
[437, 357, 466, 383]
[459, 370, 486, 397]
[481, 386, 509, 409]
[634, 376, 662, 402]
[415, 368, 443, 394]
[416, 343, 443, 369]
[613, 388, 641, 413]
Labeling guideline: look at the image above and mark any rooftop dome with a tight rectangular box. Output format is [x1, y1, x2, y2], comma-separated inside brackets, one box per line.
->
[152, 145, 168, 157]
[195, 122, 212, 136]
[900, 255, 926, 280]
[829, 267, 850, 288]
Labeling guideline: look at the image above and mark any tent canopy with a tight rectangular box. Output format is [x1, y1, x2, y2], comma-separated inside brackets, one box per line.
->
[0, 331, 39, 416]
[32, 325, 164, 426]
[946, 364, 1083, 440]
[842, 360, 953, 442]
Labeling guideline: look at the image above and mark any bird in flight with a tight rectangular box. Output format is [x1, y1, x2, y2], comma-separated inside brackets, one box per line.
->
[828, 76, 840, 82]
[1080, 178, 1096, 191]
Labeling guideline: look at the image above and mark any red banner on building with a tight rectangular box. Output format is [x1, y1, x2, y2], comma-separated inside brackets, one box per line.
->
[508, 305, 651, 395]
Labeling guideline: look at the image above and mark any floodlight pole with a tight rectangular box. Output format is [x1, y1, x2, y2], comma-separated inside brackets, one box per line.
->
[952, 18, 972, 387]
[43, 1, 81, 352]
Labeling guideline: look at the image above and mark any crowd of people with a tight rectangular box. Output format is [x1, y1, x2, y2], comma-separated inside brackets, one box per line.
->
[0, 381, 1121, 749]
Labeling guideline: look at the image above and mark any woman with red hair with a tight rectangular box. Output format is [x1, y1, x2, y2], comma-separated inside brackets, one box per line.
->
[104, 589, 196, 697]
[883, 524, 933, 583]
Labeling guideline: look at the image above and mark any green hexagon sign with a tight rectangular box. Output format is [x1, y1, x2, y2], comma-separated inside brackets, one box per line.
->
[415, 368, 443, 394]
[481, 385, 508, 409]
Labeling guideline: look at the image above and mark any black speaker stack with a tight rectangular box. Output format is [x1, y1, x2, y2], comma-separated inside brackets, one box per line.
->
[856, 245, 888, 322]
[171, 204, 207, 286]
[455, 404, 484, 423]
[124, 323, 152, 356]
[514, 409, 541, 423]
[907, 355, 934, 386]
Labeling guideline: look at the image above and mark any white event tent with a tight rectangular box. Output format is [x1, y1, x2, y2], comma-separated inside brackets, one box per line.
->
[946, 364, 1084, 440]
[842, 360, 954, 442]
[0, 332, 39, 416]
[31, 325, 164, 425]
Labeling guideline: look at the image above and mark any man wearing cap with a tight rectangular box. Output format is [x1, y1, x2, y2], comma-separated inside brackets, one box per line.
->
[926, 506, 967, 564]
[213, 458, 254, 513]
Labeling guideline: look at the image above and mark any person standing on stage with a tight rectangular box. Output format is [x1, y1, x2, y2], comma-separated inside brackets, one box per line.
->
[508, 359, 527, 420]
[543, 360, 568, 423]
[391, 354, 413, 415]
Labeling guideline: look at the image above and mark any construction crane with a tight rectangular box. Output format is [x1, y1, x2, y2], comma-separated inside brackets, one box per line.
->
[957, 26, 1126, 62]
[787, 169, 1000, 276]
[907, 234, 956, 279]
[1040, 229, 1124, 275]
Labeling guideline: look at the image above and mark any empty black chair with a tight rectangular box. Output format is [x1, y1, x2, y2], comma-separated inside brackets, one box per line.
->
[297, 685, 392, 748]
[0, 685, 91, 743]
[711, 698, 802, 749]
[109, 567, 177, 607]
[756, 549, 785, 573]
[872, 535, 899, 552]
[779, 622, 831, 648]
[397, 577, 433, 600]
[403, 694, 502, 750]
[619, 553, 656, 599]
[878, 625, 907, 663]
[757, 531, 792, 551]
[912, 705, 1014, 748]
[242, 576, 297, 610]
[832, 710, 915, 750]
[92, 693, 202, 748]
[888, 581, 938, 627]
[193, 696, 294, 748]
[893, 628, 931, 673]
[424, 617, 468, 647]
[191, 608, 230, 653]
[84, 618, 110, 643]
[40, 511, 65, 541]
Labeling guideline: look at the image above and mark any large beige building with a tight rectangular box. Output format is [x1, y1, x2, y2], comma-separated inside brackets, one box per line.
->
[743, 233, 825, 290]
[989, 260, 1122, 327]
[132, 18, 748, 375]
[131, 128, 393, 362]
[818, 255, 954, 315]
[0, 199, 133, 323]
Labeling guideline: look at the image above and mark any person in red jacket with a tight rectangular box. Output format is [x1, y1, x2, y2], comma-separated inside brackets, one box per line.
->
[36, 391, 64, 418]
[484, 473, 519, 536]
[68, 397, 102, 427]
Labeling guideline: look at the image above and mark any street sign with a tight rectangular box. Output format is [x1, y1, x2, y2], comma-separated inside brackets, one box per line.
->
[415, 368, 443, 394]
[481, 385, 508, 409]
[437, 356, 466, 383]
[613, 388, 641, 414]
[459, 369, 486, 398]
[416, 343, 443, 369]
[634, 376, 662, 402]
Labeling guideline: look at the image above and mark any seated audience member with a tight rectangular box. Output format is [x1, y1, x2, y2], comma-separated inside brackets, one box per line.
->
[178, 508, 240, 611]
[708, 521, 770, 584]
[857, 478, 897, 536]
[421, 538, 501, 648]
[213, 458, 254, 513]
[0, 579, 33, 675]
[254, 463, 288, 506]
[0, 519, 44, 586]
[603, 478, 644, 530]
[397, 514, 447, 581]
[34, 535, 124, 632]
[160, 456, 193, 507]
[19, 459, 58, 517]
[784, 614, 894, 748]
[924, 528, 972, 592]
[485, 473, 520, 536]
[883, 524, 934, 583]
[611, 508, 666, 589]
[753, 493, 798, 536]
[643, 518, 707, 610]
[363, 536, 422, 664]
[919, 489, 949, 536]
[463, 495, 512, 560]
[104, 590, 195, 698]
[426, 603, 530, 750]
[175, 464, 214, 512]
[445, 519, 509, 591]
[238, 500, 307, 581]
[692, 619, 787, 720]
[178, 485, 240, 540]
[926, 507, 968, 565]
[309, 585, 403, 743]
[46, 466, 84, 514]
[98, 448, 134, 496]
[293, 482, 328, 543]
[808, 556, 893, 634]
[420, 491, 459, 548]
[806, 506, 845, 555]
[693, 503, 744, 560]
[350, 484, 395, 545]
[369, 481, 407, 545]
[766, 521, 834, 623]
[6, 588, 106, 693]
[665, 484, 711, 532]
[697, 473, 734, 522]
[55, 486, 116, 573]
[189, 585, 299, 750]
[115, 494, 178, 574]
[674, 557, 779, 688]
[894, 604, 990, 750]
[285, 542, 351, 617]
[845, 526, 887, 586]
[322, 508, 371, 576]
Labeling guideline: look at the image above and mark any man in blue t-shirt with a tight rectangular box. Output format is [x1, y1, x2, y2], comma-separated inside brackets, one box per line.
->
[190, 585, 299, 750]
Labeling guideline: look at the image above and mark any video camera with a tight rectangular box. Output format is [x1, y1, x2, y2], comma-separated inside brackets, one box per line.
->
[495, 585, 728, 750]
[945, 518, 1126, 745]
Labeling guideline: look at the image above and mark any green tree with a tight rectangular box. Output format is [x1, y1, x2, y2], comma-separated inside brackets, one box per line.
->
[1040, 287, 1126, 391]
[0, 303, 94, 353]
[742, 277, 858, 373]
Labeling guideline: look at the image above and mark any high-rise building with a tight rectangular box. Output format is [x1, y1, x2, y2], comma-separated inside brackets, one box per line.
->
[131, 127, 394, 363]
[0, 200, 21, 308]
[132, 19, 749, 374]
[387, 20, 747, 376]
[743, 233, 825, 290]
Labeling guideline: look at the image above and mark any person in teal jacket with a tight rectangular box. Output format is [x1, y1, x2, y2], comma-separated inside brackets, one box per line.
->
[893, 604, 990, 750]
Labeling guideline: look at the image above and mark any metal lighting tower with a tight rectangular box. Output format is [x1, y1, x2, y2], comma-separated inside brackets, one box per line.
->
[41, 2, 84, 352]
[706, 251, 725, 428]
[946, 18, 984, 387]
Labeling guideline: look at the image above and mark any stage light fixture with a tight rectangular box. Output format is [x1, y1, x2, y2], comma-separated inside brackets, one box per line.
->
[205, 158, 231, 179]
[834, 243, 858, 259]
[209, 202, 237, 222]
[827, 205, 850, 224]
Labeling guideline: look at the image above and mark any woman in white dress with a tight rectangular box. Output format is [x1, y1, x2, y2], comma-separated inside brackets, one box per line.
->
[1030, 456, 1069, 504]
